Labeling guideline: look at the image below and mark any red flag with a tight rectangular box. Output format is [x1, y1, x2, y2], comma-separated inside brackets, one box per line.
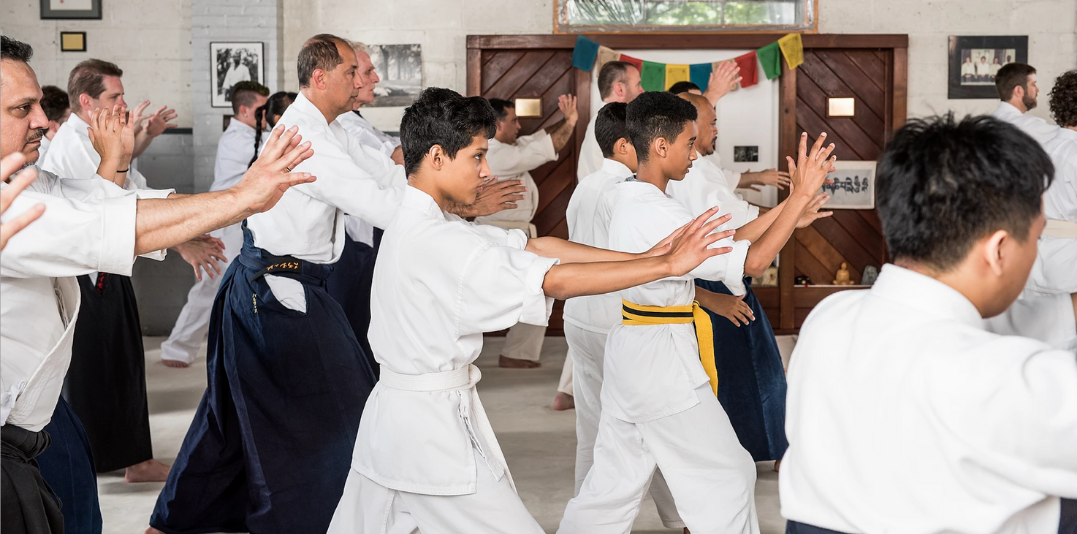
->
[734, 51, 759, 88]
[619, 54, 644, 72]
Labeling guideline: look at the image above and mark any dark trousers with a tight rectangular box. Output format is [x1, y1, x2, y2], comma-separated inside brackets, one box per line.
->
[325, 233, 380, 377]
[150, 230, 377, 534]
[2, 424, 64, 534]
[36, 397, 102, 534]
[696, 278, 789, 461]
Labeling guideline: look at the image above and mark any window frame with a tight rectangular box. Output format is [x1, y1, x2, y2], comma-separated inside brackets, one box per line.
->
[553, 0, 819, 34]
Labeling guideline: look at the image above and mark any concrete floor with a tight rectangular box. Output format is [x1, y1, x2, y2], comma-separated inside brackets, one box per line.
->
[102, 336, 791, 533]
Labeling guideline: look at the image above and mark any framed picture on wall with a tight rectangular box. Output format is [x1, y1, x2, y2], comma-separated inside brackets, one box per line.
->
[210, 42, 264, 108]
[948, 36, 1028, 99]
[821, 161, 876, 210]
[365, 44, 423, 107]
[41, 0, 101, 20]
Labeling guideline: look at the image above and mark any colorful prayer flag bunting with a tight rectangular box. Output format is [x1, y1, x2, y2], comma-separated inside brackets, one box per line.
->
[778, 33, 804, 70]
[595, 45, 621, 74]
[733, 52, 758, 88]
[640, 60, 666, 92]
[690, 62, 713, 92]
[709, 59, 738, 91]
[571, 35, 600, 72]
[664, 64, 690, 90]
[757, 41, 782, 80]
[619, 54, 644, 72]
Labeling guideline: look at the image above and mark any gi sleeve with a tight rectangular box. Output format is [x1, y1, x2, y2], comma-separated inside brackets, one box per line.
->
[577, 120, 603, 182]
[984, 294, 1077, 351]
[286, 125, 406, 229]
[645, 203, 749, 296]
[455, 242, 559, 336]
[487, 131, 557, 176]
[0, 187, 137, 278]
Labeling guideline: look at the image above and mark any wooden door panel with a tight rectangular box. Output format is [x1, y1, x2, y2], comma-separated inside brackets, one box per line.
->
[481, 51, 525, 93]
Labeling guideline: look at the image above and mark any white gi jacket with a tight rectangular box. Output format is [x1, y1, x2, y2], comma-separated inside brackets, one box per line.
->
[603, 180, 749, 423]
[335, 110, 403, 247]
[781, 264, 1077, 534]
[666, 151, 758, 229]
[245, 93, 405, 263]
[1, 169, 168, 431]
[1027, 127, 1077, 296]
[353, 186, 558, 495]
[562, 159, 634, 334]
[41, 112, 150, 190]
[985, 293, 1077, 352]
[212, 119, 260, 192]
[37, 136, 51, 163]
[475, 131, 557, 232]
[577, 115, 603, 182]
[991, 101, 1060, 147]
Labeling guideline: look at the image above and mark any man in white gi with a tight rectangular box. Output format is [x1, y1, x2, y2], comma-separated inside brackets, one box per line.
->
[1, 35, 319, 533]
[961, 56, 977, 83]
[780, 114, 1077, 534]
[562, 100, 687, 531]
[148, 35, 524, 534]
[559, 92, 836, 534]
[328, 86, 737, 534]
[37, 85, 69, 162]
[990, 62, 1060, 146]
[477, 95, 578, 369]
[43, 58, 223, 277]
[336, 41, 403, 165]
[578, 61, 645, 181]
[159, 80, 269, 367]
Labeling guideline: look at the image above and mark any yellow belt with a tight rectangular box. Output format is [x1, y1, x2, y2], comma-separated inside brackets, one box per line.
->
[621, 299, 718, 396]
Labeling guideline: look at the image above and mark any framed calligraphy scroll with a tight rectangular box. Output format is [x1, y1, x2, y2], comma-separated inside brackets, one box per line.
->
[822, 161, 876, 209]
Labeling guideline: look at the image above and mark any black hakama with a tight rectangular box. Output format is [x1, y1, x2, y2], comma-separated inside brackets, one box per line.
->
[64, 273, 153, 473]
[36, 397, 103, 534]
[325, 232, 380, 376]
[150, 229, 377, 534]
[1, 423, 64, 534]
[696, 277, 789, 462]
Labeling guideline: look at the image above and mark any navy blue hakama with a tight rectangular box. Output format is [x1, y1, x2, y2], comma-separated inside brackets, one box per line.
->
[325, 232, 380, 377]
[36, 397, 103, 534]
[696, 278, 789, 462]
[149, 230, 377, 534]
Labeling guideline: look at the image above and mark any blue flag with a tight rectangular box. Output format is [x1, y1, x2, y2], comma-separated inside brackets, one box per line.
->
[571, 35, 600, 72]
[690, 63, 713, 92]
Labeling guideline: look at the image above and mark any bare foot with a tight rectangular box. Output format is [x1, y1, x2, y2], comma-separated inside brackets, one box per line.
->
[684, 528, 692, 534]
[125, 459, 171, 483]
[499, 355, 540, 369]
[145, 527, 167, 534]
[773, 459, 782, 472]
[553, 392, 575, 411]
[162, 359, 189, 368]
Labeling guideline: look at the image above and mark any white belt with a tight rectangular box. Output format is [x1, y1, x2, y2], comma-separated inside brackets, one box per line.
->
[1044, 219, 1077, 238]
[378, 364, 516, 491]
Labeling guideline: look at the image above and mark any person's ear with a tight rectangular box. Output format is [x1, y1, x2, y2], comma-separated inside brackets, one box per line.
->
[982, 229, 1009, 277]
[78, 93, 93, 114]
[428, 145, 446, 171]
[653, 136, 668, 159]
[312, 69, 327, 90]
[1012, 84, 1025, 100]
[616, 138, 630, 156]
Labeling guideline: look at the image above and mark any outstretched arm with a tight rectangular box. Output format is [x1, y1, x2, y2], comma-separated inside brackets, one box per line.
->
[544, 95, 579, 153]
[526, 213, 733, 264]
[539, 207, 734, 300]
[133, 125, 315, 255]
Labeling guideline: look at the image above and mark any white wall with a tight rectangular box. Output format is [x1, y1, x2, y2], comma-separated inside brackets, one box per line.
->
[1, 0, 194, 126]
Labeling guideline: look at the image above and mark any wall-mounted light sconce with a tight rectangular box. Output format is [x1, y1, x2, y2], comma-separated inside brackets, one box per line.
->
[60, 31, 86, 52]
[827, 97, 855, 117]
[515, 98, 542, 117]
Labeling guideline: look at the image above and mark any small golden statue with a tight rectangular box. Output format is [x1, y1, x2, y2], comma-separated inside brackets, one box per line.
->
[833, 262, 856, 285]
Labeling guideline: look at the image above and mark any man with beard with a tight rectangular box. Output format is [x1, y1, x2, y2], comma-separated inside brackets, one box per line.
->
[991, 63, 1060, 146]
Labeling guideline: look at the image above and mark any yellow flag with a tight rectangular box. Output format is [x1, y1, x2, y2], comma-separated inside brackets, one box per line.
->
[665, 64, 690, 90]
[778, 33, 804, 70]
[595, 46, 621, 74]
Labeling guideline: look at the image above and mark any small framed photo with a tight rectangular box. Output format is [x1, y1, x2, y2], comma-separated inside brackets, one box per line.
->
[60, 32, 86, 52]
[948, 36, 1028, 99]
[41, 0, 101, 20]
[821, 161, 876, 210]
[365, 44, 423, 107]
[211, 42, 264, 108]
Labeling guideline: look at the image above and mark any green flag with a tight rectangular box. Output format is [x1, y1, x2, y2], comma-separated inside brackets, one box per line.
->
[641, 60, 666, 92]
[758, 42, 782, 80]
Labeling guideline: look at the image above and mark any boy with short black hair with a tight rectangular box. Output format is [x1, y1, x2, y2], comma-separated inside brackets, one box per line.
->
[328, 87, 736, 533]
[780, 114, 1077, 533]
[559, 91, 834, 534]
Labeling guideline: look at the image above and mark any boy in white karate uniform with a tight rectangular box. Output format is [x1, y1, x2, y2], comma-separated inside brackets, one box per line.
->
[781, 114, 1077, 534]
[559, 91, 836, 534]
[328, 87, 737, 533]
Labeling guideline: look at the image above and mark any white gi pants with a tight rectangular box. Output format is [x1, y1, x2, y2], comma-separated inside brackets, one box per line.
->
[327, 450, 544, 534]
[564, 323, 684, 529]
[558, 384, 759, 534]
[502, 322, 546, 362]
[160, 224, 243, 363]
[557, 357, 573, 396]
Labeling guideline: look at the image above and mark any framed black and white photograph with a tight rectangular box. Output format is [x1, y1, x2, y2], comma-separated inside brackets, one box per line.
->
[211, 42, 264, 108]
[734, 145, 759, 163]
[41, 0, 101, 20]
[821, 161, 876, 210]
[366, 44, 423, 107]
[948, 36, 1028, 99]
